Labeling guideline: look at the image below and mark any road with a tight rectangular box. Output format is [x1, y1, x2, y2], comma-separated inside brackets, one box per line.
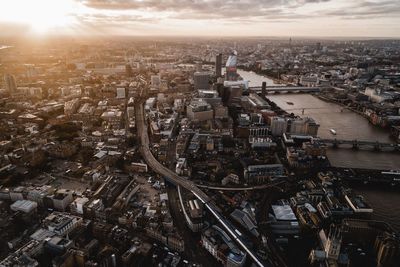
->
[135, 101, 268, 267]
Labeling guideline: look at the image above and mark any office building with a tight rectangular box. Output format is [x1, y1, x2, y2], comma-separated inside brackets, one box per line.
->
[271, 117, 287, 136]
[225, 51, 238, 81]
[194, 72, 211, 90]
[186, 99, 213, 122]
[215, 53, 222, 77]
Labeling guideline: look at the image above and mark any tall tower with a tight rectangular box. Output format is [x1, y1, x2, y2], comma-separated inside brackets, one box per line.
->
[225, 50, 238, 81]
[261, 81, 267, 97]
[3, 74, 17, 93]
[215, 53, 222, 77]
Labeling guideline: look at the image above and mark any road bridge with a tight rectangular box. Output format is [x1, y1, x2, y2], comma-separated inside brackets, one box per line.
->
[248, 86, 323, 93]
[320, 138, 399, 151]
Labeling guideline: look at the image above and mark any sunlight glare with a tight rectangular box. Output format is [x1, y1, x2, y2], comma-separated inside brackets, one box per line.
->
[0, 0, 78, 33]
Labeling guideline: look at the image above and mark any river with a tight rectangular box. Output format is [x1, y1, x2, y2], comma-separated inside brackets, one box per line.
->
[238, 69, 280, 87]
[238, 70, 400, 170]
[238, 70, 400, 232]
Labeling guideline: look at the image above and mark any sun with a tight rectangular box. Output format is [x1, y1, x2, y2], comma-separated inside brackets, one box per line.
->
[0, 0, 78, 33]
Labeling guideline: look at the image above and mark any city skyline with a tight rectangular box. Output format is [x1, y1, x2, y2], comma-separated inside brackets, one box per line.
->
[0, 0, 400, 38]
[1, 8, 400, 266]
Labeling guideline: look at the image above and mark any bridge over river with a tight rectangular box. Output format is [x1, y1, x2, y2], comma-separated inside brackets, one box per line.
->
[319, 138, 400, 152]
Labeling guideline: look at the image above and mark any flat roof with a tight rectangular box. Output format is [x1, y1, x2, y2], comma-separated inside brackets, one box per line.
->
[271, 205, 297, 221]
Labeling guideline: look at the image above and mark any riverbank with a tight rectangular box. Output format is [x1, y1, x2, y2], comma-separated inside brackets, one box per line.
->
[315, 93, 398, 144]
[330, 167, 400, 187]
[314, 94, 365, 117]
[265, 93, 400, 170]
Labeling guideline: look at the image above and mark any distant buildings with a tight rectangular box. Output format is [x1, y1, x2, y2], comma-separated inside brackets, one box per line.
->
[3, 74, 17, 93]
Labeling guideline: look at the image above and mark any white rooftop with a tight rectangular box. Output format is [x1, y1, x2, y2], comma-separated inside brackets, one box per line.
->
[271, 205, 297, 221]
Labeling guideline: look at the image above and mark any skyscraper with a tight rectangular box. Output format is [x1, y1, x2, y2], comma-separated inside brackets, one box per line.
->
[225, 50, 238, 81]
[3, 74, 17, 93]
[215, 53, 222, 77]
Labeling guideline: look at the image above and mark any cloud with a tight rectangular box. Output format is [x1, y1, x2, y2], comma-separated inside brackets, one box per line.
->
[323, 1, 400, 19]
[78, 0, 400, 23]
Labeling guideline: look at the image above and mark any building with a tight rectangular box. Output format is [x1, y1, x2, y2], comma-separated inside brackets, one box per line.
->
[215, 53, 222, 77]
[300, 76, 318, 87]
[269, 204, 300, 234]
[287, 117, 319, 136]
[201, 225, 246, 267]
[321, 226, 342, 261]
[116, 87, 126, 99]
[101, 109, 123, 129]
[230, 209, 259, 237]
[3, 74, 17, 93]
[374, 232, 400, 267]
[226, 51, 238, 81]
[0, 240, 41, 267]
[194, 72, 211, 90]
[64, 99, 80, 116]
[270, 117, 287, 136]
[247, 93, 270, 110]
[175, 158, 187, 175]
[50, 189, 73, 211]
[43, 212, 83, 236]
[10, 200, 38, 213]
[243, 163, 284, 184]
[364, 87, 394, 103]
[186, 99, 213, 122]
[151, 75, 161, 88]
[70, 197, 89, 214]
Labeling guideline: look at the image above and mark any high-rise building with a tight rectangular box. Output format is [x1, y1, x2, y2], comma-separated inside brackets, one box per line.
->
[225, 50, 238, 81]
[215, 53, 222, 77]
[3, 74, 17, 93]
[261, 82, 267, 97]
[193, 72, 211, 90]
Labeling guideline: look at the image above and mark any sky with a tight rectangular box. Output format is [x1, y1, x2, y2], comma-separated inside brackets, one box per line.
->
[0, 0, 399, 37]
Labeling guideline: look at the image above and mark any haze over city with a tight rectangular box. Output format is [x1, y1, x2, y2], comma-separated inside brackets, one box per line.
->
[0, 0, 400, 37]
